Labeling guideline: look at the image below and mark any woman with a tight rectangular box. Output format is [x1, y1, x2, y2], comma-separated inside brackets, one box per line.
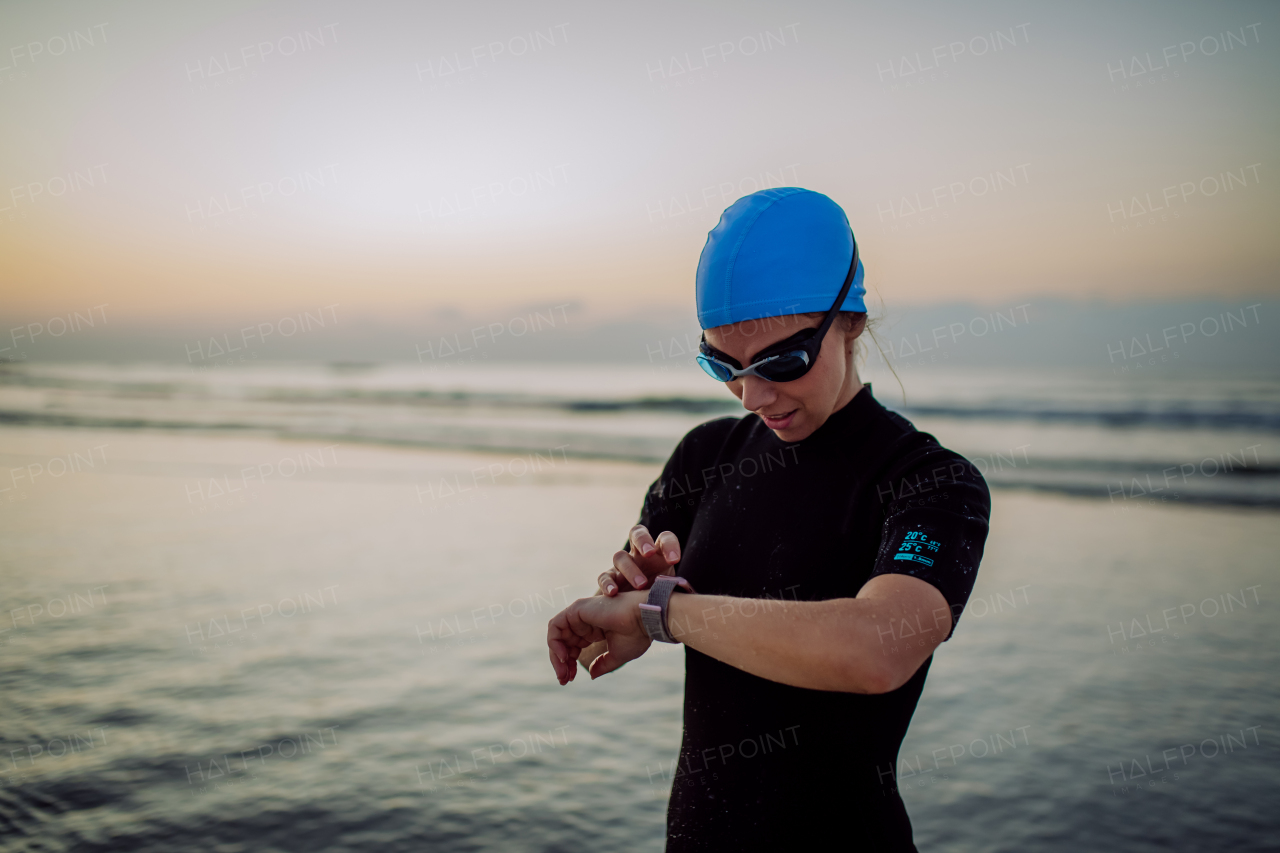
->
[546, 188, 990, 851]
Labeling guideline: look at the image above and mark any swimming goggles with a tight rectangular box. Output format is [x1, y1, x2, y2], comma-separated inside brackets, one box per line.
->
[695, 234, 859, 383]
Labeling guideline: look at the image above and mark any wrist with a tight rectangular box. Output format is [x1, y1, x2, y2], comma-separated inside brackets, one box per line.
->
[621, 589, 649, 635]
[665, 591, 694, 642]
[638, 576, 697, 643]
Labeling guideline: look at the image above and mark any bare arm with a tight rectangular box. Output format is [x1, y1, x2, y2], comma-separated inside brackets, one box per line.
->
[549, 573, 953, 693]
[665, 571, 957, 691]
[665, 573, 951, 693]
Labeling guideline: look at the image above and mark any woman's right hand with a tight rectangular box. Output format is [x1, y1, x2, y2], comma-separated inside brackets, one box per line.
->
[596, 525, 682, 596]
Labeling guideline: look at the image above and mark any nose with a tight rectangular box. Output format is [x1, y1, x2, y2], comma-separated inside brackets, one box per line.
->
[738, 376, 778, 414]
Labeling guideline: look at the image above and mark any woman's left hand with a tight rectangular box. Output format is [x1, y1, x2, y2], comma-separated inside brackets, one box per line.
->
[547, 591, 651, 685]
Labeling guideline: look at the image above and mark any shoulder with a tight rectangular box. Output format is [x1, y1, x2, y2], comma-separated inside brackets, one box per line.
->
[683, 414, 742, 445]
[876, 433, 991, 522]
[669, 415, 744, 465]
[859, 402, 989, 518]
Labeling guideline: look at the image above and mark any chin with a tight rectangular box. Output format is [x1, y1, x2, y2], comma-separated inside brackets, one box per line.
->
[770, 419, 812, 442]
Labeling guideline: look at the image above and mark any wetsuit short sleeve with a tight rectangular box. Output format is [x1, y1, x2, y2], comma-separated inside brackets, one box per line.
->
[868, 447, 991, 640]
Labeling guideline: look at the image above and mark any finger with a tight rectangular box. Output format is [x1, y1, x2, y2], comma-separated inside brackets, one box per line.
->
[564, 602, 604, 641]
[549, 641, 572, 683]
[629, 524, 658, 559]
[655, 531, 682, 567]
[549, 647, 568, 684]
[597, 571, 620, 596]
[547, 614, 568, 662]
[549, 636, 570, 668]
[606, 568, 637, 593]
[612, 550, 649, 590]
[548, 630, 575, 684]
[588, 651, 629, 679]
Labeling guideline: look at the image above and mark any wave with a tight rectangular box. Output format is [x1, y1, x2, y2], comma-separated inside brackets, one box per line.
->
[3, 363, 1279, 507]
[4, 365, 1280, 427]
[895, 402, 1280, 431]
[2, 409, 1278, 508]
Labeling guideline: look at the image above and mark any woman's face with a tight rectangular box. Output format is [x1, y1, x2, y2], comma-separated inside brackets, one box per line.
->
[704, 313, 866, 442]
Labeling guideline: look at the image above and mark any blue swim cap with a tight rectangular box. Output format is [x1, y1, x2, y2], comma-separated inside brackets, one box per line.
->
[695, 187, 865, 330]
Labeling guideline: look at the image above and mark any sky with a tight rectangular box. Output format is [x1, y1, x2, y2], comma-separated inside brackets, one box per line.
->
[0, 0, 1277, 334]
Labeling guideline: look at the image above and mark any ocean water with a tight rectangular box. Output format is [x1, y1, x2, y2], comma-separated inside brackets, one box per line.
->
[1, 362, 1278, 851]
[3, 360, 1278, 505]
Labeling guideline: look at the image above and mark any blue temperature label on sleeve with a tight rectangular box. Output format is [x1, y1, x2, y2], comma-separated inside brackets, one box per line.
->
[894, 531, 941, 567]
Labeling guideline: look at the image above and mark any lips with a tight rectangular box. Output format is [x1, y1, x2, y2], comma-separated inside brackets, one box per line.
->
[761, 409, 797, 430]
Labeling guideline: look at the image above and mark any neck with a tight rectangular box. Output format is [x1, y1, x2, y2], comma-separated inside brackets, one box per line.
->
[834, 367, 865, 414]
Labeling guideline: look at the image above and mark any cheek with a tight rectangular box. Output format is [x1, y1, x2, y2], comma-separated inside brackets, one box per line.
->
[790, 354, 842, 406]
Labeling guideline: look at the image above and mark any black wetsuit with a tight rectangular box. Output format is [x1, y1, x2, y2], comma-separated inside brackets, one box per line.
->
[627, 386, 990, 851]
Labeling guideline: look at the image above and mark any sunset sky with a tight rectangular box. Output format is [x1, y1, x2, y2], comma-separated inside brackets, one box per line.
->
[1, 0, 1277, 327]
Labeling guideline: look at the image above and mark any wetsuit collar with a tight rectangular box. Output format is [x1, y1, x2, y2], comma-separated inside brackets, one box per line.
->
[770, 383, 879, 447]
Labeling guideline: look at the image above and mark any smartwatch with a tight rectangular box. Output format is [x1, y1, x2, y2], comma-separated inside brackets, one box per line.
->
[639, 575, 696, 643]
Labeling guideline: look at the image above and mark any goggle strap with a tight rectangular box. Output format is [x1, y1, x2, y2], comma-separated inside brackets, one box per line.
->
[812, 233, 859, 343]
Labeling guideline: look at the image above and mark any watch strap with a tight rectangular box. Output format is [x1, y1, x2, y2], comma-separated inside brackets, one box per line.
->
[640, 575, 695, 643]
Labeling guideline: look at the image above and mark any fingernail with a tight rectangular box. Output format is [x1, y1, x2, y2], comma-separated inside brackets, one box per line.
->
[666, 551, 678, 562]
[606, 584, 616, 594]
[634, 576, 646, 587]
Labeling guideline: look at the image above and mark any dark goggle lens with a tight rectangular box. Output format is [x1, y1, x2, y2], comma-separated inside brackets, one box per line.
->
[755, 351, 811, 382]
[696, 354, 735, 382]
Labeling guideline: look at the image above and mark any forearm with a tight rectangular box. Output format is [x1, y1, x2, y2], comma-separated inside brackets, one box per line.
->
[665, 586, 949, 693]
